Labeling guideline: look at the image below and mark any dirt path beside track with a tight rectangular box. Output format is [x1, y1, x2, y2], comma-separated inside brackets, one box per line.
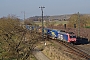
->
[33, 49, 50, 60]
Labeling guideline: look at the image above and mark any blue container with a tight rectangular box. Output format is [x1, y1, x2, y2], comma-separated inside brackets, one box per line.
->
[57, 31, 68, 41]
[50, 29, 58, 38]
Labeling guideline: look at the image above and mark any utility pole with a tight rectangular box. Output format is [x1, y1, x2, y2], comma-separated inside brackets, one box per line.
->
[21, 11, 25, 20]
[77, 12, 80, 37]
[39, 6, 46, 45]
[24, 11, 25, 20]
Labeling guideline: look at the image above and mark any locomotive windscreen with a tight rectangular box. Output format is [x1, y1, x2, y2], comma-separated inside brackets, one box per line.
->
[70, 35, 76, 38]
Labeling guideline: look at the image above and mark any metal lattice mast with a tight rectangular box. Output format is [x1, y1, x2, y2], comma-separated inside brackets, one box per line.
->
[77, 12, 80, 37]
[39, 6, 46, 45]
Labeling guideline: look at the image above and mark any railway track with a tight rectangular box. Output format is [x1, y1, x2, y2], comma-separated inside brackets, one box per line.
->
[61, 42, 90, 60]
[49, 39, 90, 60]
[37, 32, 90, 59]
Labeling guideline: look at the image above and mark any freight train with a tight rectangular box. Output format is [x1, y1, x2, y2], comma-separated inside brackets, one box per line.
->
[25, 25, 76, 43]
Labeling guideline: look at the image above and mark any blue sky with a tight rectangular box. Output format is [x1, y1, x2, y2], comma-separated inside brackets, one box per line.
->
[0, 0, 90, 19]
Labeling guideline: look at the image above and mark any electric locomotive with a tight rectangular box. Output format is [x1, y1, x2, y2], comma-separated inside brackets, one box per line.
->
[43, 28, 76, 43]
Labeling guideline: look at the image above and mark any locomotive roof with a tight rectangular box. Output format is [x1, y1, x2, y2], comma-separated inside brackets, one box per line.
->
[58, 31, 68, 35]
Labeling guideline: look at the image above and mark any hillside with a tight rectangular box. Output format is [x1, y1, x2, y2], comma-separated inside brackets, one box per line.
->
[27, 14, 90, 21]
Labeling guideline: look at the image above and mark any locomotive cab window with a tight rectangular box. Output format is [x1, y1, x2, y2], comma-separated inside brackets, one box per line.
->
[70, 36, 76, 38]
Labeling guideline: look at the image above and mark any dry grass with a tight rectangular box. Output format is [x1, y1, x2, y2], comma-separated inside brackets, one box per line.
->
[41, 41, 85, 60]
[42, 44, 72, 60]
